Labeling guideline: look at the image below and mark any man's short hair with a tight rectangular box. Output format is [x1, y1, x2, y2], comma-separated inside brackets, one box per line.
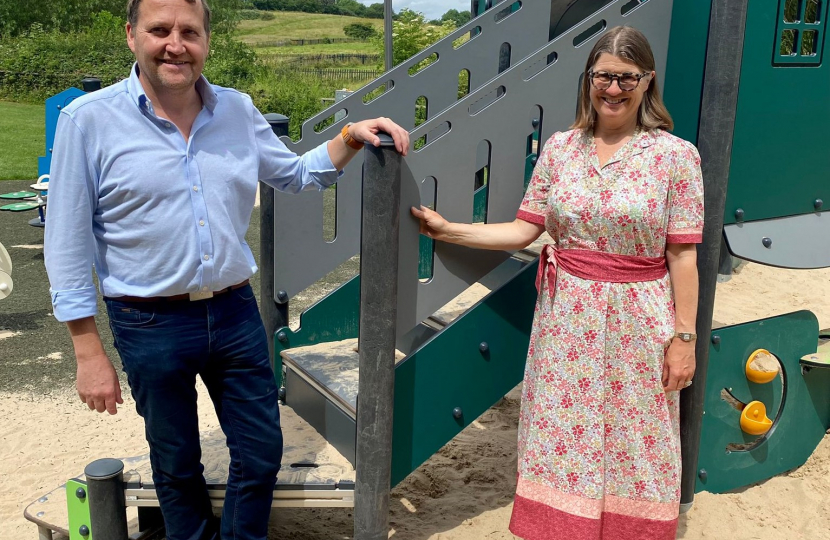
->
[127, 0, 212, 35]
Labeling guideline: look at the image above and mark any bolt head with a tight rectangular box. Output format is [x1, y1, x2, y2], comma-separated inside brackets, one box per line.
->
[452, 407, 463, 420]
[277, 290, 288, 302]
[815, 199, 823, 210]
[734, 208, 744, 220]
[277, 331, 288, 343]
[711, 334, 721, 345]
[79, 524, 90, 536]
[698, 468, 708, 481]
[75, 487, 86, 499]
[762, 237, 772, 248]
[531, 118, 540, 128]
[479, 342, 489, 354]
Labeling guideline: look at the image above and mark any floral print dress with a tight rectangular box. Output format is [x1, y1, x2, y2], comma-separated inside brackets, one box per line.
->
[509, 128, 704, 540]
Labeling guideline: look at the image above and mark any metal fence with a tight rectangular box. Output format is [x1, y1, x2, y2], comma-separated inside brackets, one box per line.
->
[261, 53, 380, 66]
[252, 37, 359, 48]
[292, 67, 381, 81]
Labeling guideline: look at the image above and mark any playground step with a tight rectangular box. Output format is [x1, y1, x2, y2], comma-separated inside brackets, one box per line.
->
[24, 402, 356, 538]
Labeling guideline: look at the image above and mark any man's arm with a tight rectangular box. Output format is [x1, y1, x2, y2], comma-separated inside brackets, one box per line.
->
[67, 317, 123, 414]
[45, 112, 122, 414]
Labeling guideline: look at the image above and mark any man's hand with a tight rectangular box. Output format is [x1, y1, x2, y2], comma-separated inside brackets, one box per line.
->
[67, 316, 123, 415]
[77, 352, 124, 414]
[349, 117, 410, 156]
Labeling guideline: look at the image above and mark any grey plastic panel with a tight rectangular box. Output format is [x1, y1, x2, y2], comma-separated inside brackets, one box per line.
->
[273, 0, 553, 300]
[394, 0, 675, 333]
[724, 212, 830, 269]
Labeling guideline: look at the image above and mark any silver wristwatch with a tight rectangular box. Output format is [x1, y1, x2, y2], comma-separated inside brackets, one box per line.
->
[673, 332, 697, 342]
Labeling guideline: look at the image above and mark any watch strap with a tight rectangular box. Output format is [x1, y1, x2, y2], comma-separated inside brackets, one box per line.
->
[341, 123, 363, 150]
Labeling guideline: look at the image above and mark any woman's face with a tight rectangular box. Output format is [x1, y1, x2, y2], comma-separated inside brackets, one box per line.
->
[589, 53, 654, 131]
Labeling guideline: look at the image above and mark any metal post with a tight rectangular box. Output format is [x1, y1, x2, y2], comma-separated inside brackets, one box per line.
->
[679, 0, 749, 512]
[84, 458, 128, 540]
[384, 0, 393, 72]
[261, 113, 290, 370]
[81, 78, 101, 92]
[354, 134, 401, 540]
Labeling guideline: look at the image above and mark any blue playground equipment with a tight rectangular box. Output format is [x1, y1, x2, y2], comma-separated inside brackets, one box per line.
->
[24, 0, 830, 538]
[1, 78, 100, 227]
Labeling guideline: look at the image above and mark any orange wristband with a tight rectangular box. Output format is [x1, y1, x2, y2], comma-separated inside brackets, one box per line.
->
[341, 124, 363, 150]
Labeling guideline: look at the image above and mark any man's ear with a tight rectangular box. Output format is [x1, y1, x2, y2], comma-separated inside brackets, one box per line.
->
[126, 22, 136, 53]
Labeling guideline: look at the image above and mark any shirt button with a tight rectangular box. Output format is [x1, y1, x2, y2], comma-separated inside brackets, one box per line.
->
[199, 220, 205, 226]
[165, 122, 171, 128]
[193, 186, 199, 192]
[204, 255, 210, 261]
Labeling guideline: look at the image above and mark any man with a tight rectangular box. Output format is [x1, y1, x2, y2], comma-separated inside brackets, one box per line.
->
[43, 0, 409, 538]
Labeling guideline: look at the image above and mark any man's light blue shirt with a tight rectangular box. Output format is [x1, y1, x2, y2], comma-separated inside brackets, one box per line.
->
[44, 65, 339, 322]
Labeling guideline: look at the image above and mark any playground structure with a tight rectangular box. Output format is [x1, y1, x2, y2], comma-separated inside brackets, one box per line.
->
[0, 79, 100, 227]
[24, 0, 830, 538]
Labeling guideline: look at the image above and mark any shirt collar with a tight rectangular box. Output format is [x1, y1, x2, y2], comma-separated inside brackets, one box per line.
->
[126, 62, 218, 114]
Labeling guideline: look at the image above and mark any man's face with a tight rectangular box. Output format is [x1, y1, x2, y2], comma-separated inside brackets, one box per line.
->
[126, 0, 209, 98]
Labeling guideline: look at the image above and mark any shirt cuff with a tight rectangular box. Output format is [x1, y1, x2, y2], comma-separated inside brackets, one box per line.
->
[306, 141, 343, 189]
[51, 287, 99, 322]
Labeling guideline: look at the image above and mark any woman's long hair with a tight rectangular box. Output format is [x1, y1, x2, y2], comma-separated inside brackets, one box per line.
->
[572, 26, 673, 131]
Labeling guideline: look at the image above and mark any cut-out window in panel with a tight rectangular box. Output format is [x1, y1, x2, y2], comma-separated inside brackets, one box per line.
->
[473, 141, 492, 223]
[414, 122, 451, 152]
[323, 185, 336, 242]
[802, 29, 819, 54]
[621, 0, 650, 16]
[806, 0, 821, 23]
[784, 0, 800, 22]
[523, 51, 557, 81]
[418, 177, 437, 281]
[468, 85, 506, 115]
[498, 42, 512, 74]
[525, 106, 543, 190]
[573, 20, 607, 48]
[775, 0, 826, 65]
[409, 53, 438, 76]
[494, 1, 521, 23]
[313, 109, 346, 133]
[780, 28, 799, 55]
[458, 69, 471, 100]
[362, 80, 393, 104]
[414, 96, 428, 150]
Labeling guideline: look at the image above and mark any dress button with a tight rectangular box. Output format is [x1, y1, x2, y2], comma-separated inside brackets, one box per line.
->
[199, 220, 205, 226]
[204, 255, 210, 261]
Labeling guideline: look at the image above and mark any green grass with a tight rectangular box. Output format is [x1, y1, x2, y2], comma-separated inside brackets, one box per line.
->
[0, 101, 43, 181]
[237, 12, 382, 45]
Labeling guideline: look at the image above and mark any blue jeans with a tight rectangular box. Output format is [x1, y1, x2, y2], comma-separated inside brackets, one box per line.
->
[106, 285, 283, 540]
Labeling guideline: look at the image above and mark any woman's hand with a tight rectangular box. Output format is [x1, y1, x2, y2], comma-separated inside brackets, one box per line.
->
[662, 339, 696, 392]
[411, 205, 453, 242]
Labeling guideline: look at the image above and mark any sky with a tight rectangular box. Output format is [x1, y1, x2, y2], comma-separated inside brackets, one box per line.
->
[357, 0, 473, 21]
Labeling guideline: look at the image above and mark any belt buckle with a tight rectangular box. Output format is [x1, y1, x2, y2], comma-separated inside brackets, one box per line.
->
[189, 290, 214, 301]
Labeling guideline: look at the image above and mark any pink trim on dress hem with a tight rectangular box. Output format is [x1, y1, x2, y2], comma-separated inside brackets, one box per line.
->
[510, 494, 679, 540]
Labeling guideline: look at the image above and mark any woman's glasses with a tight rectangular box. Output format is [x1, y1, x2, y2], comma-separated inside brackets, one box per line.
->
[588, 70, 648, 91]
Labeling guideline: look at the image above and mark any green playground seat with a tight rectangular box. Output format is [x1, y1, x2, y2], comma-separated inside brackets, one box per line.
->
[0, 191, 37, 200]
[0, 201, 41, 212]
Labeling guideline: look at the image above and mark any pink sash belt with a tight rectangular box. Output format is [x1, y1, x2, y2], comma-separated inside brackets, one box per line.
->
[536, 245, 667, 297]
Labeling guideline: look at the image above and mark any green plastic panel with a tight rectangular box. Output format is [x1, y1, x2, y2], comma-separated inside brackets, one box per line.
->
[66, 479, 92, 540]
[724, 0, 830, 224]
[696, 310, 830, 494]
[391, 261, 537, 486]
[662, 0, 712, 145]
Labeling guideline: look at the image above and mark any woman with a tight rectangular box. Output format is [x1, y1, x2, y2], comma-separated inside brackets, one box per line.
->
[411, 26, 703, 540]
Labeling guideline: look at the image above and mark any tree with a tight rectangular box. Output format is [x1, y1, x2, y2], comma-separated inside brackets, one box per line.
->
[364, 2, 384, 18]
[344, 22, 377, 40]
[373, 8, 455, 68]
[440, 9, 471, 27]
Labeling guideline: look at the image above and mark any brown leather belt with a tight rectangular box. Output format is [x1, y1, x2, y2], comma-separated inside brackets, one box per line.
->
[106, 280, 250, 303]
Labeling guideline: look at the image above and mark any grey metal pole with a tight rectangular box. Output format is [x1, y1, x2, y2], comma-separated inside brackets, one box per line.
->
[384, 0, 393, 72]
[679, 0, 749, 512]
[354, 134, 401, 540]
[84, 458, 128, 540]
[81, 77, 101, 92]
[261, 113, 290, 369]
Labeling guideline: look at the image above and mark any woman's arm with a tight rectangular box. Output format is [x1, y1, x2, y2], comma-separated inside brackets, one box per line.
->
[411, 205, 545, 251]
[663, 242, 698, 391]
